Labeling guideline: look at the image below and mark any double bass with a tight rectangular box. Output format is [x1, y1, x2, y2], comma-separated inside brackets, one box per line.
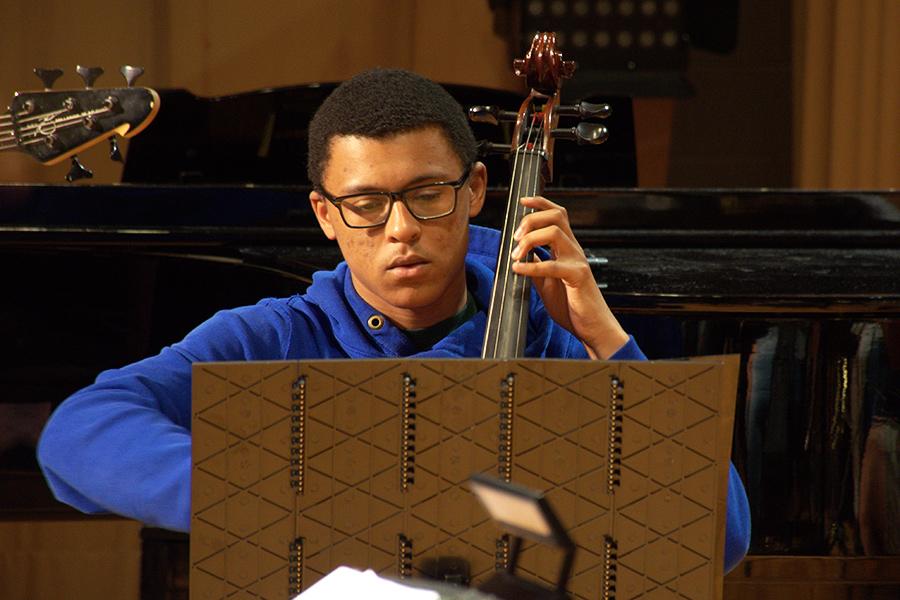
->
[474, 32, 611, 359]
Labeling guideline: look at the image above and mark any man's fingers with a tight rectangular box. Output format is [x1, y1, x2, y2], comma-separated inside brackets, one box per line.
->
[511, 224, 581, 260]
[511, 255, 593, 283]
[514, 197, 574, 240]
[519, 195, 562, 211]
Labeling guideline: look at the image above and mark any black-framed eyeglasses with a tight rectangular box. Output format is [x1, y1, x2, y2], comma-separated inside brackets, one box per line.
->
[317, 166, 472, 229]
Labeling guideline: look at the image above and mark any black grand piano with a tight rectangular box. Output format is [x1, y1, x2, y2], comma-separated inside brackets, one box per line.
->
[1, 85, 898, 599]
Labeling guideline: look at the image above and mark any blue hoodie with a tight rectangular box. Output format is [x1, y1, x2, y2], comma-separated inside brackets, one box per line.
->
[37, 225, 749, 572]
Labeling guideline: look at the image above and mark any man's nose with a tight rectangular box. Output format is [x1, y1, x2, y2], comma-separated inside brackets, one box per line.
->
[385, 198, 421, 242]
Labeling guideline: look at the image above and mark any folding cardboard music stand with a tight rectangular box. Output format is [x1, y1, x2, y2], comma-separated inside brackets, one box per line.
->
[189, 356, 738, 600]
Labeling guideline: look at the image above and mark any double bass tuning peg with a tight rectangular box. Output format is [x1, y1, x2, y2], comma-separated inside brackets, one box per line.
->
[552, 122, 608, 145]
[468, 106, 518, 126]
[557, 101, 612, 120]
[475, 140, 513, 157]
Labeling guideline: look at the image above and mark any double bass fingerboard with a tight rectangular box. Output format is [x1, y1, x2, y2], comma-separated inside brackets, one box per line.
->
[482, 148, 544, 359]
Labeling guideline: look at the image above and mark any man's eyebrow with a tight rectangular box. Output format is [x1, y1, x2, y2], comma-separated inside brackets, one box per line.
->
[340, 172, 456, 195]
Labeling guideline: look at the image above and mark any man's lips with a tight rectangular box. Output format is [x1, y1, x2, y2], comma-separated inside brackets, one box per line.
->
[387, 255, 428, 269]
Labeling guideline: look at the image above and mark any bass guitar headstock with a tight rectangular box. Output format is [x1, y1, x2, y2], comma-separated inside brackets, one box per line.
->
[1, 65, 160, 181]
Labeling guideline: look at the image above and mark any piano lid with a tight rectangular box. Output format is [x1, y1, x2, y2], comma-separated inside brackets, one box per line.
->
[2, 185, 898, 312]
[1, 185, 898, 238]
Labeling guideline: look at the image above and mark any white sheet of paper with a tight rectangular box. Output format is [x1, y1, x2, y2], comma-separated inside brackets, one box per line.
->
[294, 566, 440, 600]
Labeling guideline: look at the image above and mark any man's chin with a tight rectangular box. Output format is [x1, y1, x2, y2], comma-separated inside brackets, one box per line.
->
[383, 289, 441, 311]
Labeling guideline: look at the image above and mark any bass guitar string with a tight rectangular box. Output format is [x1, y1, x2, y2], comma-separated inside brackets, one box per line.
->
[1, 105, 113, 136]
[0, 110, 16, 142]
[4, 108, 71, 127]
[15, 108, 112, 136]
[0, 113, 16, 142]
[0, 107, 116, 151]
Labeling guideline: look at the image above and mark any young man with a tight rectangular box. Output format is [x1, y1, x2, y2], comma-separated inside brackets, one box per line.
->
[38, 69, 749, 572]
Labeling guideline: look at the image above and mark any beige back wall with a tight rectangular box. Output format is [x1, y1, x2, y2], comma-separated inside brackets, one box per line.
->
[792, 0, 899, 188]
[3, 1, 897, 188]
[0, 0, 515, 184]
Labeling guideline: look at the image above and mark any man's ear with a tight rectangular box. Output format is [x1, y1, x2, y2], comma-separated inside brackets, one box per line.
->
[466, 161, 487, 218]
[309, 190, 337, 240]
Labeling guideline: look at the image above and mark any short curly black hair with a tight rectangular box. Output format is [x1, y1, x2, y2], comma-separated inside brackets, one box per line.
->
[307, 68, 477, 186]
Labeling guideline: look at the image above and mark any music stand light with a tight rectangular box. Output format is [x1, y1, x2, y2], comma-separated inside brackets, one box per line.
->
[469, 474, 576, 600]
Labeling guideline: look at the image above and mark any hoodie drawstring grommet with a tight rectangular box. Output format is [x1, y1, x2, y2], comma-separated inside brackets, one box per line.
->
[367, 314, 384, 330]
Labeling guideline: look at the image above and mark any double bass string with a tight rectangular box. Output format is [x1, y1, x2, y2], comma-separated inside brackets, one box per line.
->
[485, 110, 530, 357]
[491, 111, 541, 357]
[513, 117, 545, 355]
[515, 115, 544, 348]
